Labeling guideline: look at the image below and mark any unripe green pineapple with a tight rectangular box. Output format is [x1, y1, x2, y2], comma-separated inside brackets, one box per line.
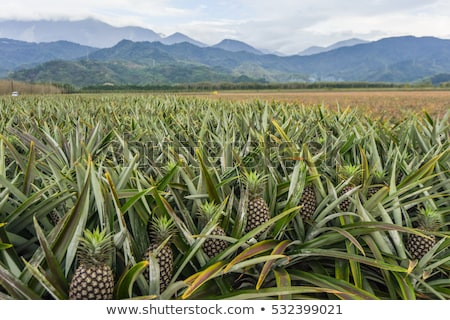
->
[298, 184, 316, 221]
[244, 171, 270, 236]
[406, 207, 441, 260]
[145, 215, 176, 292]
[69, 228, 115, 300]
[199, 201, 228, 258]
[337, 164, 361, 211]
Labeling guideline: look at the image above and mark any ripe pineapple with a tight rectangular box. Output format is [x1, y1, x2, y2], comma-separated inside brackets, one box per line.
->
[199, 201, 228, 258]
[145, 215, 176, 292]
[244, 171, 270, 235]
[298, 184, 316, 221]
[406, 207, 441, 260]
[49, 209, 61, 226]
[367, 170, 386, 199]
[69, 228, 115, 300]
[337, 164, 361, 211]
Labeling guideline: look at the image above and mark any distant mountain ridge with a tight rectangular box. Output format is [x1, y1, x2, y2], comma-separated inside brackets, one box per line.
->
[0, 19, 206, 48]
[0, 38, 97, 76]
[0, 18, 368, 55]
[298, 38, 369, 56]
[212, 39, 263, 55]
[2, 19, 450, 87]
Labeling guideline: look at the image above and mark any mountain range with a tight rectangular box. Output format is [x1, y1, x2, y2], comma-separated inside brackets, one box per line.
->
[0, 19, 206, 48]
[2, 19, 450, 87]
[297, 38, 369, 56]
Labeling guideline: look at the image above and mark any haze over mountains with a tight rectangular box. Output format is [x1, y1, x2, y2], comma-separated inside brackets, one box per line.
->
[0, 19, 206, 48]
[1, 19, 450, 87]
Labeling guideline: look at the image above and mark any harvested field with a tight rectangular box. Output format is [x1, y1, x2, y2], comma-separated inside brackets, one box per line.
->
[185, 89, 450, 118]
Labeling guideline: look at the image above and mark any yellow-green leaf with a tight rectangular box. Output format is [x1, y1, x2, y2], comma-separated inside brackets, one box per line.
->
[223, 239, 278, 273]
[256, 240, 290, 289]
[182, 261, 225, 299]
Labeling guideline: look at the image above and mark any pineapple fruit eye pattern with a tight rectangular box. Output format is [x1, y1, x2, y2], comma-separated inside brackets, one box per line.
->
[0, 93, 448, 300]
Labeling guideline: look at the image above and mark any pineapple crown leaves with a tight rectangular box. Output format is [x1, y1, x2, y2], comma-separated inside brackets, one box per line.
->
[417, 207, 442, 232]
[338, 164, 362, 185]
[243, 170, 268, 198]
[371, 169, 386, 183]
[149, 215, 176, 243]
[77, 227, 114, 266]
[199, 201, 222, 220]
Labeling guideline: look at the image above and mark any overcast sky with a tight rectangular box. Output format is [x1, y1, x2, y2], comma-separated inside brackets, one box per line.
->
[2, 0, 450, 54]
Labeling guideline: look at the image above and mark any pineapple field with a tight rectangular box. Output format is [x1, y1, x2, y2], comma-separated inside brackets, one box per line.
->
[0, 93, 449, 300]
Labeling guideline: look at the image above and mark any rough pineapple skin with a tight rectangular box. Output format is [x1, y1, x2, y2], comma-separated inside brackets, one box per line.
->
[339, 186, 354, 211]
[203, 227, 228, 258]
[145, 243, 174, 292]
[69, 264, 114, 300]
[245, 196, 270, 233]
[299, 185, 316, 221]
[49, 210, 61, 226]
[406, 233, 436, 260]
[367, 186, 381, 199]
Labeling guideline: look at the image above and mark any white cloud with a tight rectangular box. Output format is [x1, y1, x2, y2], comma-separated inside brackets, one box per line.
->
[1, 0, 450, 54]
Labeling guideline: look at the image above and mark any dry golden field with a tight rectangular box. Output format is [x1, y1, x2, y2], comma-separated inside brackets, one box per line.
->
[0, 80, 63, 94]
[185, 89, 450, 118]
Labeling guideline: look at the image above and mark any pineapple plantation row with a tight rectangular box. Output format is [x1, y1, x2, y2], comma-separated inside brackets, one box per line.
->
[0, 94, 449, 300]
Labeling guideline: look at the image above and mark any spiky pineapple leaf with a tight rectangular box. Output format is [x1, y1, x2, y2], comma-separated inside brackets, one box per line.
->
[120, 187, 154, 216]
[182, 261, 226, 299]
[0, 264, 41, 299]
[293, 248, 407, 272]
[196, 148, 220, 204]
[33, 216, 68, 295]
[22, 141, 36, 196]
[273, 268, 292, 299]
[391, 271, 416, 300]
[399, 153, 443, 187]
[291, 270, 379, 300]
[0, 243, 12, 250]
[323, 227, 366, 256]
[256, 240, 290, 289]
[20, 158, 93, 288]
[218, 286, 340, 300]
[115, 260, 149, 299]
[22, 259, 67, 300]
[0, 223, 12, 250]
[224, 239, 278, 273]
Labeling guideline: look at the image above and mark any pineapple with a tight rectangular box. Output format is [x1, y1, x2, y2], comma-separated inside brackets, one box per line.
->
[337, 164, 361, 211]
[244, 171, 270, 235]
[49, 209, 61, 226]
[199, 201, 228, 258]
[367, 170, 386, 199]
[69, 228, 115, 300]
[145, 215, 176, 292]
[396, 170, 404, 185]
[406, 207, 441, 260]
[298, 184, 317, 221]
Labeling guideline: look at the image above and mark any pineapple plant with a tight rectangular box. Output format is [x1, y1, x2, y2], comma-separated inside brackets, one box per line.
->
[69, 228, 115, 300]
[199, 201, 228, 258]
[244, 171, 270, 235]
[298, 184, 317, 221]
[406, 207, 441, 260]
[367, 170, 386, 199]
[337, 164, 361, 211]
[145, 215, 176, 292]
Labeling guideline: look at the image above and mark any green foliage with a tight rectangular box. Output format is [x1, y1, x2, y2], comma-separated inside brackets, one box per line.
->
[0, 94, 448, 300]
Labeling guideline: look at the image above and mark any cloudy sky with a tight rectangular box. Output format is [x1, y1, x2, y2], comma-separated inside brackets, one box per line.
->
[1, 0, 450, 54]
